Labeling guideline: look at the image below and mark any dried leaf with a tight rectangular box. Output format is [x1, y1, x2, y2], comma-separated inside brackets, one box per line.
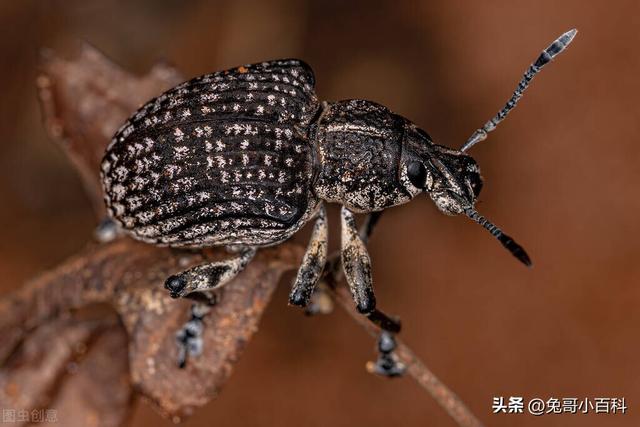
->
[1, 237, 303, 421]
[0, 312, 131, 427]
[45, 320, 132, 427]
[0, 318, 99, 418]
[117, 245, 302, 419]
[0, 239, 177, 362]
[0, 242, 130, 362]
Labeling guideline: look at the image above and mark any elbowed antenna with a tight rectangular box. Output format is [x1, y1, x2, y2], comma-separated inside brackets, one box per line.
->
[460, 28, 577, 152]
[464, 208, 532, 267]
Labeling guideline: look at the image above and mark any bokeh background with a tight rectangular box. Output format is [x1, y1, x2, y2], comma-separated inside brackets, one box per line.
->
[1, 1, 639, 426]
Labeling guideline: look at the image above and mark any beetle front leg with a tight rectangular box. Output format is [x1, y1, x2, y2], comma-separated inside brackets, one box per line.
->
[164, 247, 256, 299]
[336, 208, 404, 377]
[289, 204, 328, 307]
[340, 206, 376, 314]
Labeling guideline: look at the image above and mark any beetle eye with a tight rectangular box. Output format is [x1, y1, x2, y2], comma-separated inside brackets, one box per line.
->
[407, 161, 427, 188]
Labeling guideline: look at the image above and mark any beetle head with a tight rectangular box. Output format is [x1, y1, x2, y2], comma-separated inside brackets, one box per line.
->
[401, 123, 531, 266]
[402, 124, 483, 214]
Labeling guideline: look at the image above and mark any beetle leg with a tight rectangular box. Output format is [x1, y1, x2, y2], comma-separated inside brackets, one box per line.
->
[325, 210, 383, 279]
[289, 204, 328, 307]
[164, 247, 256, 299]
[367, 309, 401, 333]
[340, 209, 402, 330]
[340, 206, 376, 314]
[94, 217, 121, 243]
[303, 282, 334, 315]
[176, 296, 215, 368]
[358, 211, 383, 244]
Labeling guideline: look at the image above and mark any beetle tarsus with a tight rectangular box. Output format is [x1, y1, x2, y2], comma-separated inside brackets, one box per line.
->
[175, 299, 214, 368]
[367, 331, 405, 377]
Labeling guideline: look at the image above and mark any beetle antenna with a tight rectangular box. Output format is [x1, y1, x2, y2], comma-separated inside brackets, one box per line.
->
[460, 28, 577, 152]
[464, 208, 532, 267]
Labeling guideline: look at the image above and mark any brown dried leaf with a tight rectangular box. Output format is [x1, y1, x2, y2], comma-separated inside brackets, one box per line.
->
[1, 237, 303, 421]
[0, 318, 98, 418]
[117, 244, 302, 420]
[44, 320, 132, 427]
[0, 242, 127, 362]
[37, 44, 183, 216]
[0, 239, 175, 362]
[0, 312, 131, 427]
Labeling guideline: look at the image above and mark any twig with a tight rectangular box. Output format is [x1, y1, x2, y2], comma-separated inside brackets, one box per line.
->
[327, 271, 485, 427]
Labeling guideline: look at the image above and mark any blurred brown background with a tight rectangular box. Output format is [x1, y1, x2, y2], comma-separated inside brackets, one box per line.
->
[1, 1, 639, 426]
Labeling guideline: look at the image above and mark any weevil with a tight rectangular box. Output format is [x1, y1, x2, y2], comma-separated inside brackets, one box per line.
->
[101, 30, 576, 369]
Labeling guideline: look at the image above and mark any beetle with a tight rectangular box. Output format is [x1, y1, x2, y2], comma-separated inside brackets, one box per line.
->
[101, 30, 576, 332]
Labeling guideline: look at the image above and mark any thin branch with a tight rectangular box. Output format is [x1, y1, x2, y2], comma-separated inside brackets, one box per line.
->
[321, 247, 485, 427]
[330, 285, 485, 427]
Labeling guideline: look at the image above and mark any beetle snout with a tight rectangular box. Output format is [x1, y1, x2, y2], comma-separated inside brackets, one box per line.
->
[429, 190, 469, 216]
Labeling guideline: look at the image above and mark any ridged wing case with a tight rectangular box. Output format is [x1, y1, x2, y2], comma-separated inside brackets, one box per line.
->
[101, 60, 320, 247]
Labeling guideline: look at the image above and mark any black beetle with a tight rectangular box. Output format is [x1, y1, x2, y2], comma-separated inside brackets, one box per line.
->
[101, 30, 576, 321]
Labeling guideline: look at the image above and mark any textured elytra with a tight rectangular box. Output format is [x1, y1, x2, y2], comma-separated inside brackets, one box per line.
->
[101, 60, 321, 247]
